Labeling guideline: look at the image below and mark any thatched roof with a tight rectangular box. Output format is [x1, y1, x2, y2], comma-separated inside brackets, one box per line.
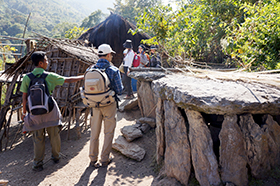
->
[2, 36, 99, 78]
[78, 12, 151, 66]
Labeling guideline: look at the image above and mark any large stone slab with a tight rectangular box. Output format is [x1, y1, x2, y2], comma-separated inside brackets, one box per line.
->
[137, 81, 157, 118]
[238, 114, 280, 179]
[239, 114, 271, 179]
[156, 98, 165, 164]
[112, 135, 145, 161]
[164, 100, 191, 185]
[219, 115, 248, 186]
[152, 74, 280, 115]
[186, 109, 221, 186]
[262, 114, 280, 167]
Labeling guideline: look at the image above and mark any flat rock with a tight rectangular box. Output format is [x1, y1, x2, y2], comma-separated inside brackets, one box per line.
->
[138, 81, 157, 118]
[138, 117, 156, 128]
[139, 123, 151, 133]
[239, 114, 280, 179]
[112, 135, 146, 161]
[164, 100, 191, 185]
[151, 176, 182, 186]
[121, 125, 143, 142]
[118, 96, 138, 112]
[152, 74, 280, 115]
[219, 115, 248, 186]
[156, 98, 165, 164]
[186, 109, 221, 186]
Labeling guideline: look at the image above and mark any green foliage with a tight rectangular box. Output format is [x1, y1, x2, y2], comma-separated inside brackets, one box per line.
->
[132, 5, 174, 44]
[133, 0, 245, 62]
[80, 9, 106, 29]
[0, 0, 85, 37]
[0, 45, 17, 67]
[109, 0, 160, 24]
[52, 22, 78, 38]
[224, 0, 280, 70]
[0, 45, 17, 53]
[65, 26, 88, 39]
[0, 84, 7, 106]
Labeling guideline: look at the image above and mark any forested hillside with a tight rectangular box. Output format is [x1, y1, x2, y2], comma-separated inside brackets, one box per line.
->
[0, 0, 87, 38]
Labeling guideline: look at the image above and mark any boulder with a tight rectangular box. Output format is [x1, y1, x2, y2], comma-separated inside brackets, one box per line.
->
[219, 115, 248, 186]
[121, 125, 143, 142]
[151, 177, 182, 186]
[138, 117, 156, 128]
[129, 70, 166, 82]
[152, 74, 280, 115]
[156, 98, 165, 164]
[186, 109, 221, 186]
[112, 135, 145, 161]
[164, 100, 191, 185]
[118, 97, 138, 112]
[239, 114, 271, 179]
[139, 123, 151, 134]
[137, 81, 157, 118]
[262, 114, 280, 167]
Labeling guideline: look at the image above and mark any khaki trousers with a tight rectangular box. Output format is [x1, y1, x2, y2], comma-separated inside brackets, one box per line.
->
[89, 102, 117, 162]
[32, 126, 61, 165]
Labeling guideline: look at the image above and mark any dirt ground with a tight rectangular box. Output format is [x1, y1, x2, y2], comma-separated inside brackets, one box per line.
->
[2, 94, 280, 186]
[0, 95, 159, 186]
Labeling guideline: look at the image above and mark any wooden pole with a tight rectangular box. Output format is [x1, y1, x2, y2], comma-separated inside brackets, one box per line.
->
[0, 71, 20, 133]
[20, 13, 31, 57]
[0, 83, 2, 110]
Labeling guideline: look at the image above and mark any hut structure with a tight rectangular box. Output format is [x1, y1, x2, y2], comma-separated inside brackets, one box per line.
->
[78, 12, 151, 67]
[0, 13, 151, 151]
[0, 36, 99, 151]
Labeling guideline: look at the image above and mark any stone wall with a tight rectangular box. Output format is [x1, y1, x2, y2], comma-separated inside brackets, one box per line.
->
[131, 70, 280, 186]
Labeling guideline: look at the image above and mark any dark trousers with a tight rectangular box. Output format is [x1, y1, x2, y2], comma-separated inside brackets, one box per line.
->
[123, 67, 132, 96]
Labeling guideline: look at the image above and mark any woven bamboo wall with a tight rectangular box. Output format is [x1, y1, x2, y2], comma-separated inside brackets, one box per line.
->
[46, 46, 90, 108]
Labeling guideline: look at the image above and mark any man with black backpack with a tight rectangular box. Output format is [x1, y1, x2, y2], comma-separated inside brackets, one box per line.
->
[86, 44, 123, 168]
[20, 51, 84, 171]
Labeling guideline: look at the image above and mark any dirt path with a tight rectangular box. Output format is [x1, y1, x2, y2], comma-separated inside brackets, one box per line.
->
[0, 95, 158, 186]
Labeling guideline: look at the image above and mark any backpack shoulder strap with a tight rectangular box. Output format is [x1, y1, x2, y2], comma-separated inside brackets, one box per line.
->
[40, 72, 48, 79]
[27, 72, 49, 80]
[27, 72, 36, 81]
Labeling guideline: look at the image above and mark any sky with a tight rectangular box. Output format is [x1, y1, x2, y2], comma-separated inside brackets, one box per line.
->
[79, 0, 175, 15]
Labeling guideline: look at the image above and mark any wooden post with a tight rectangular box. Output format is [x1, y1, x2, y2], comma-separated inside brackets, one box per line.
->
[67, 105, 73, 140]
[0, 71, 20, 136]
[0, 82, 2, 110]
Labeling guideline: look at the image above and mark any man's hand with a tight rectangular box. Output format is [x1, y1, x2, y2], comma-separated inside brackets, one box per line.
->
[21, 112, 26, 121]
[22, 93, 28, 121]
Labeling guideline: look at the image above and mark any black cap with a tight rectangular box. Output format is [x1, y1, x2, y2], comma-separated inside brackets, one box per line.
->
[123, 39, 133, 49]
[138, 44, 145, 50]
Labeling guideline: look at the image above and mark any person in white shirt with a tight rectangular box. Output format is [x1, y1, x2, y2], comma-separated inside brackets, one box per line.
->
[122, 40, 134, 99]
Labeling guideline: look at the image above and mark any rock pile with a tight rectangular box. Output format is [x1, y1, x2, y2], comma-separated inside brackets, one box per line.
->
[112, 117, 156, 161]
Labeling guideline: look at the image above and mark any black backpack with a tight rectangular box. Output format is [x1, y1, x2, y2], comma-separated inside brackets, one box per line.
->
[26, 72, 54, 115]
